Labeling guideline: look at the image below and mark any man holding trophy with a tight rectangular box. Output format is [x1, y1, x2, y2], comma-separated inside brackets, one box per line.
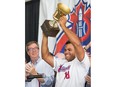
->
[41, 3, 90, 87]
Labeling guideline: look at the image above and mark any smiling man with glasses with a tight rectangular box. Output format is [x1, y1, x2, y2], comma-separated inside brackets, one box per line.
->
[25, 41, 54, 87]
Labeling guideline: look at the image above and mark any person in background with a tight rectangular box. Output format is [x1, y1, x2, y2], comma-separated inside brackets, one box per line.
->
[25, 41, 54, 87]
[41, 16, 90, 87]
[83, 42, 91, 59]
[84, 42, 91, 87]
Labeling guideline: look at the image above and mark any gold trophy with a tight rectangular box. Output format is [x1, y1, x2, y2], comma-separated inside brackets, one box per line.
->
[41, 3, 71, 37]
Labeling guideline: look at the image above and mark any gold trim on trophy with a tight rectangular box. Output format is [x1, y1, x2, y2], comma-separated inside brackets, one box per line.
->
[53, 3, 71, 21]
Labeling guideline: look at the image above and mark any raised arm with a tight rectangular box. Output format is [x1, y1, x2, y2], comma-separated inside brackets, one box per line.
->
[58, 16, 85, 61]
[41, 33, 54, 67]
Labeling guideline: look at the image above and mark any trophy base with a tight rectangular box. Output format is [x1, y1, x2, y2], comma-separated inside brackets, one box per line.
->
[41, 20, 60, 37]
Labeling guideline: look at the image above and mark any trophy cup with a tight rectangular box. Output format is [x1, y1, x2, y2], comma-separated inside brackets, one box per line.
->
[41, 3, 71, 37]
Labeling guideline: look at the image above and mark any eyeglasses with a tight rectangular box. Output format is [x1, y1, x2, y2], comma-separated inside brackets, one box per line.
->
[28, 47, 39, 52]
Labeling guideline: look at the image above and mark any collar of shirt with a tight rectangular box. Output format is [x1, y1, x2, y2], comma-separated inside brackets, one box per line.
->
[30, 57, 41, 65]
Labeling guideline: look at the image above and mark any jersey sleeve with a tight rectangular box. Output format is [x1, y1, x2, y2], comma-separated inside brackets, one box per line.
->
[80, 53, 90, 73]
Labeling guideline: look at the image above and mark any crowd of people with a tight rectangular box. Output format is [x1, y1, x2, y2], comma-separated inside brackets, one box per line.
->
[25, 16, 91, 87]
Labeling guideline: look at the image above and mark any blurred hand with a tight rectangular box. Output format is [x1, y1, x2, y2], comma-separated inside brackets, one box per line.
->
[25, 63, 37, 75]
[86, 52, 91, 58]
[58, 16, 67, 28]
[85, 75, 91, 84]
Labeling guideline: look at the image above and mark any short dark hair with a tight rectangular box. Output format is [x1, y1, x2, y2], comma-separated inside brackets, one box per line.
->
[26, 41, 39, 52]
[65, 40, 71, 45]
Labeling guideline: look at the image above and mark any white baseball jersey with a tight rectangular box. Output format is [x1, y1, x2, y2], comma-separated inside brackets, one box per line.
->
[53, 53, 90, 87]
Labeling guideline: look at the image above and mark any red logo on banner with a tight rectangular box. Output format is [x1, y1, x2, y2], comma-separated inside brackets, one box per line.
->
[69, 2, 91, 42]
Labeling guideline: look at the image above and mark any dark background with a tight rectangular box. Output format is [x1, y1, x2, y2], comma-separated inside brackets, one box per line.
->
[25, 0, 40, 62]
